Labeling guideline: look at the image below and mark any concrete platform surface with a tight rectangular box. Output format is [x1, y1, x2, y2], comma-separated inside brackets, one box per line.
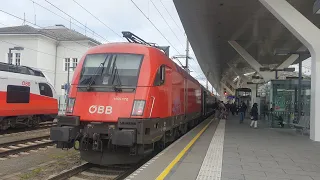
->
[222, 115, 320, 180]
[125, 114, 320, 180]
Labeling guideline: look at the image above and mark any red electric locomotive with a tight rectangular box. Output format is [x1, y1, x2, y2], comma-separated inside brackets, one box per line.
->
[51, 32, 216, 165]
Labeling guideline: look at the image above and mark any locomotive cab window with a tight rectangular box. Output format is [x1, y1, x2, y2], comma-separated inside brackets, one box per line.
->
[79, 53, 144, 88]
[39, 83, 53, 97]
[153, 65, 165, 86]
[6, 85, 30, 103]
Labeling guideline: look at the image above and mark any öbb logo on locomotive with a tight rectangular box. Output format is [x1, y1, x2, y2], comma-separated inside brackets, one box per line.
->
[88, 105, 113, 114]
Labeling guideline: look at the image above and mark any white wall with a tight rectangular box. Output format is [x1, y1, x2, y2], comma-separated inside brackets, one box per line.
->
[36, 36, 57, 88]
[55, 41, 94, 95]
[0, 35, 38, 67]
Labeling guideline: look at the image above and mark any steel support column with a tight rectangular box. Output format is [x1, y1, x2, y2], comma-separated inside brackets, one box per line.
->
[260, 0, 320, 141]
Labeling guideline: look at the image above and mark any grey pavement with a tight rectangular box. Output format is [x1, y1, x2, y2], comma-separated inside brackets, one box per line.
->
[222, 115, 320, 180]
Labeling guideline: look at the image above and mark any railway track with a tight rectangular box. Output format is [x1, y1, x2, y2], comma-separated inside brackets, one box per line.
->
[47, 153, 155, 180]
[0, 135, 54, 158]
[0, 121, 56, 136]
[47, 163, 132, 180]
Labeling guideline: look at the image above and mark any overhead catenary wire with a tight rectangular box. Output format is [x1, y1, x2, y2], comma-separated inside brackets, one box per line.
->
[150, 0, 184, 48]
[130, 0, 181, 54]
[0, 39, 68, 60]
[159, 0, 185, 34]
[43, 0, 109, 42]
[71, 0, 124, 40]
[0, 9, 94, 50]
[29, 0, 108, 43]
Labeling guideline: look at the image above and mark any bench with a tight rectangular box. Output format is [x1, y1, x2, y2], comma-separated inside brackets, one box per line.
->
[291, 116, 310, 135]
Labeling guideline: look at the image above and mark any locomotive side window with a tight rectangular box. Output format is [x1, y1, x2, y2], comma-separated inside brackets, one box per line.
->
[39, 83, 53, 97]
[6, 85, 30, 103]
[153, 65, 165, 86]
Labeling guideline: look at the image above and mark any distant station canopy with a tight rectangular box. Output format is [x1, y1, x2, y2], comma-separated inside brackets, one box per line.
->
[122, 31, 170, 57]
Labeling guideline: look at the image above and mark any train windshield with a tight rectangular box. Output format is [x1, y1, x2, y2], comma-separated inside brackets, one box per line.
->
[79, 53, 143, 87]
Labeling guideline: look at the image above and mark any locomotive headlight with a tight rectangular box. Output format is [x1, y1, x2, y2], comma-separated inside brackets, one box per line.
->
[131, 100, 145, 116]
[66, 98, 76, 113]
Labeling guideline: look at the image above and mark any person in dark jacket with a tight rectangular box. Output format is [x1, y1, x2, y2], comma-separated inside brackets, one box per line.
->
[239, 102, 246, 123]
[250, 103, 259, 128]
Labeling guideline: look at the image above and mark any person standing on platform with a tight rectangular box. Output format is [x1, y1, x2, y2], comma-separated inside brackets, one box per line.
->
[243, 102, 248, 118]
[250, 103, 259, 128]
[231, 103, 236, 115]
[239, 102, 246, 123]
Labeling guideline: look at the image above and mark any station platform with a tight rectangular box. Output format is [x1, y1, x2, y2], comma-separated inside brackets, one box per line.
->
[125, 115, 320, 180]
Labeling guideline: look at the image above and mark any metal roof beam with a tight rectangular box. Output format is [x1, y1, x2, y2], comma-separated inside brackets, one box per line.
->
[228, 40, 274, 81]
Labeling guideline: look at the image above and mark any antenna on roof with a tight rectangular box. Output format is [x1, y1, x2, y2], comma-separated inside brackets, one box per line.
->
[121, 31, 170, 57]
[23, 13, 26, 25]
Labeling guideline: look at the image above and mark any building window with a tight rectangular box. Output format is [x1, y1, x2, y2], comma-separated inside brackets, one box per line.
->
[64, 58, 70, 71]
[8, 53, 13, 64]
[72, 58, 78, 70]
[6, 85, 30, 103]
[15, 53, 21, 66]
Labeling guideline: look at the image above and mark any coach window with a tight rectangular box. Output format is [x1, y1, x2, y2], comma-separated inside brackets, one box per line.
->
[39, 83, 53, 97]
[153, 65, 165, 86]
[7, 85, 30, 103]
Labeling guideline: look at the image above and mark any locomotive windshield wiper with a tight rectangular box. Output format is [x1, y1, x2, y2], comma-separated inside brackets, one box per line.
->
[86, 55, 109, 91]
[111, 63, 122, 92]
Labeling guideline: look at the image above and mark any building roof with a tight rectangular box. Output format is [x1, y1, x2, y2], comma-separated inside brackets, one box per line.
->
[0, 25, 101, 45]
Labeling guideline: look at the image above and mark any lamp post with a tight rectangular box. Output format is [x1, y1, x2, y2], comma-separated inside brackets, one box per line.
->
[65, 65, 76, 100]
[8, 46, 24, 64]
[274, 49, 311, 123]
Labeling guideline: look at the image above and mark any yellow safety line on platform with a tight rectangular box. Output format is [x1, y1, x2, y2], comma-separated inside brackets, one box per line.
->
[155, 118, 214, 180]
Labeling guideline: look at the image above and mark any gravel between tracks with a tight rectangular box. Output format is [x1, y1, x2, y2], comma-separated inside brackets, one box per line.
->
[0, 129, 50, 145]
[0, 148, 81, 180]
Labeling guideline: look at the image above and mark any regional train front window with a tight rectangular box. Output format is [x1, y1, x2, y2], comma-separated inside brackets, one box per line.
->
[79, 53, 143, 87]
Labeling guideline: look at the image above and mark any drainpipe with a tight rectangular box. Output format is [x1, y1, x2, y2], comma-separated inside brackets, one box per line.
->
[54, 42, 59, 88]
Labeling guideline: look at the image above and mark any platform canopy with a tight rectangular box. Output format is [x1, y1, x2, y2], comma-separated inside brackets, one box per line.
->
[173, 0, 317, 92]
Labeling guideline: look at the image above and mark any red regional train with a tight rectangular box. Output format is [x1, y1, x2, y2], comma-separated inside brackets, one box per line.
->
[0, 62, 58, 130]
[51, 32, 217, 165]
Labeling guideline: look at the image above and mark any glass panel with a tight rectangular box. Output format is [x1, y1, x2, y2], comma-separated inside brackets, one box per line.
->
[79, 53, 143, 87]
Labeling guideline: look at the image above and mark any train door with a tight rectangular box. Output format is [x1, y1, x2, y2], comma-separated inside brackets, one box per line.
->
[165, 66, 173, 116]
[183, 78, 188, 119]
[200, 89, 205, 116]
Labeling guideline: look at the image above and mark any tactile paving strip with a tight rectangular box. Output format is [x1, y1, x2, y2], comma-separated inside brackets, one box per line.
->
[196, 120, 226, 180]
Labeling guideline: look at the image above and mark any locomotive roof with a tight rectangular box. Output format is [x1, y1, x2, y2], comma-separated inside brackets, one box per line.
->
[86, 42, 201, 85]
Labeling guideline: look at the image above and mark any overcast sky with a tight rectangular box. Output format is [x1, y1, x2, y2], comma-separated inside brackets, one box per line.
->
[0, 0, 216, 93]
